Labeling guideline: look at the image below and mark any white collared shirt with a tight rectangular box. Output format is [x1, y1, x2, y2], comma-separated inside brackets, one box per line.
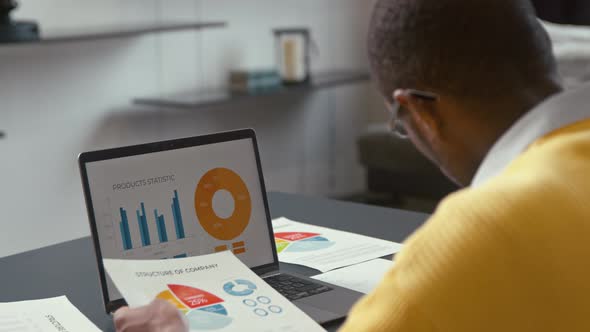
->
[471, 82, 590, 187]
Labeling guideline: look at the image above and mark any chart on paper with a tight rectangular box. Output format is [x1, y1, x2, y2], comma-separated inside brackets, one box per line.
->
[274, 232, 335, 253]
[157, 284, 233, 330]
[273, 217, 404, 272]
[103, 252, 325, 332]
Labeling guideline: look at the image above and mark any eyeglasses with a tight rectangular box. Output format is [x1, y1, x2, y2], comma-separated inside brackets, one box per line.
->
[387, 89, 439, 139]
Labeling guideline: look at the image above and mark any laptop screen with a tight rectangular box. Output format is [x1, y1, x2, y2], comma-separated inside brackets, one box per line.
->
[83, 136, 276, 302]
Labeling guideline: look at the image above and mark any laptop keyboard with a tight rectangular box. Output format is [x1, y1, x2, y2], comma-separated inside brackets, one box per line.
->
[264, 274, 332, 301]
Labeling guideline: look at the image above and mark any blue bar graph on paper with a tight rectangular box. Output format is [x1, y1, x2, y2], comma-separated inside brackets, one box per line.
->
[172, 190, 185, 239]
[137, 203, 151, 246]
[119, 208, 133, 250]
[154, 209, 168, 243]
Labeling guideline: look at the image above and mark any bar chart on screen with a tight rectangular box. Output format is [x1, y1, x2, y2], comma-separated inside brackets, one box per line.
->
[100, 189, 201, 261]
[118, 190, 186, 251]
[85, 136, 280, 296]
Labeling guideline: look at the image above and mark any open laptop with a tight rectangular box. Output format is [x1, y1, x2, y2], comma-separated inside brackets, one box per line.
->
[78, 129, 362, 325]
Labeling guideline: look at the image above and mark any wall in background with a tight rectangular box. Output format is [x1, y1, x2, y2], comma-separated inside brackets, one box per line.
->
[0, 0, 378, 257]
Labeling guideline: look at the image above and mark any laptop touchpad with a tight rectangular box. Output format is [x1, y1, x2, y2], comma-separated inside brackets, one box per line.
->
[294, 301, 341, 324]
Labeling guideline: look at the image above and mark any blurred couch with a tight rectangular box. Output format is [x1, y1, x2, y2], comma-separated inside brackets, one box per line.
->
[532, 0, 590, 26]
[544, 21, 590, 88]
[358, 21, 590, 204]
[358, 126, 458, 203]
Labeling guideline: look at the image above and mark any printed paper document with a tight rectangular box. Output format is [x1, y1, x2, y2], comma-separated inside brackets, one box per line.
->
[312, 259, 394, 294]
[272, 217, 403, 272]
[104, 251, 325, 332]
[0, 296, 101, 332]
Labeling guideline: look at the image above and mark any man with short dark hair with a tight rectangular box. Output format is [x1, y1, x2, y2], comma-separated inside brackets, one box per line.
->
[114, 0, 590, 330]
[368, 0, 562, 186]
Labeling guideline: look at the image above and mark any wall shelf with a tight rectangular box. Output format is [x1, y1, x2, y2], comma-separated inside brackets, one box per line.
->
[3, 21, 226, 45]
[133, 70, 371, 110]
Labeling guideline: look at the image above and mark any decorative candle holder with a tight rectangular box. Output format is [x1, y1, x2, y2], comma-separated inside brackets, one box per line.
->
[0, 0, 40, 43]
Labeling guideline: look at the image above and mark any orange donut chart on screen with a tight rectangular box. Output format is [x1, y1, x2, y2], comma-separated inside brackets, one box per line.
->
[194, 168, 252, 241]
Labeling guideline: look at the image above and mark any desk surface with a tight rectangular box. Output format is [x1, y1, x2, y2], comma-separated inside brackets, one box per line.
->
[0, 192, 428, 331]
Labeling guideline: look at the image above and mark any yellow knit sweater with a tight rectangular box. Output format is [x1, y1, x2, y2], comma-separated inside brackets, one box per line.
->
[339, 119, 590, 331]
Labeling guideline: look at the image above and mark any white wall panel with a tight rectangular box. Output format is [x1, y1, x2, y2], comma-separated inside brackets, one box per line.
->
[0, 0, 377, 257]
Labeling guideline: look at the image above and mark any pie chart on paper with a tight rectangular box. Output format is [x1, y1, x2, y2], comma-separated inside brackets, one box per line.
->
[274, 232, 335, 253]
[156, 284, 232, 330]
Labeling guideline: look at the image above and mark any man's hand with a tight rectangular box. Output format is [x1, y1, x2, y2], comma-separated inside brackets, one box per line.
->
[114, 299, 189, 332]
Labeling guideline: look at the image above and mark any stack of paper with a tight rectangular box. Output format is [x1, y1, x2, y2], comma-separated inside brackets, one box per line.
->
[0, 296, 100, 332]
[272, 217, 403, 272]
[104, 252, 325, 332]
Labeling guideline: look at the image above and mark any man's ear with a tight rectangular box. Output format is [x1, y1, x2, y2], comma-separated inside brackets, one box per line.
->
[393, 89, 442, 143]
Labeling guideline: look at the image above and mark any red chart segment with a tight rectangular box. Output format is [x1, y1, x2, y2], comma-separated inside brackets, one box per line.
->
[168, 284, 224, 309]
[274, 232, 335, 253]
[275, 232, 320, 242]
[156, 284, 232, 330]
